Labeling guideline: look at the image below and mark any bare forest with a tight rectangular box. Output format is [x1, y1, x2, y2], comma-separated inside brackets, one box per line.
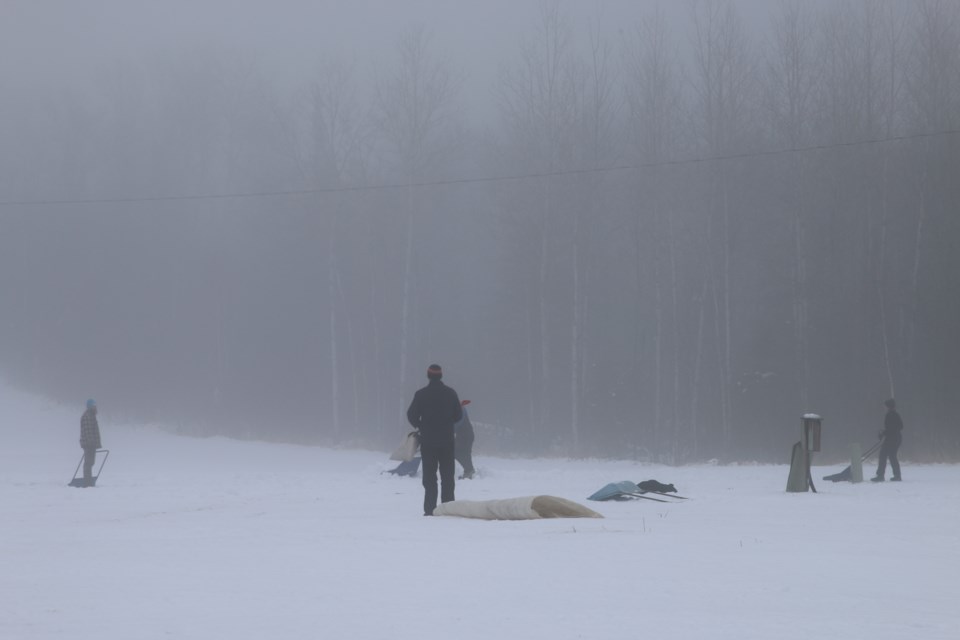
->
[1, 0, 958, 462]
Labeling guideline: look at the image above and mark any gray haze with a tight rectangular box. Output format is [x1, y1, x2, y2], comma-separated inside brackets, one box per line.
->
[1, 0, 958, 461]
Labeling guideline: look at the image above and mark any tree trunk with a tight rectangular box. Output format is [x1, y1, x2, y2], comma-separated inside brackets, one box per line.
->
[538, 179, 551, 440]
[328, 223, 340, 442]
[399, 184, 415, 418]
[571, 209, 582, 454]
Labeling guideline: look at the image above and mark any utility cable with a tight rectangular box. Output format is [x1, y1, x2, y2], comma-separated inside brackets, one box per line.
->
[1, 128, 956, 208]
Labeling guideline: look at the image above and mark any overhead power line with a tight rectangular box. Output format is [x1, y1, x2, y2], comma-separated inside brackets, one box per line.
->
[1, 129, 956, 208]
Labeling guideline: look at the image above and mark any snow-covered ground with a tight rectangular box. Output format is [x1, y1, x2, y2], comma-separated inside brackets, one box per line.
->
[2, 385, 957, 640]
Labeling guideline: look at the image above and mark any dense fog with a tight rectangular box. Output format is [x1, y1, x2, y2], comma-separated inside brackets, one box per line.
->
[1, 0, 957, 462]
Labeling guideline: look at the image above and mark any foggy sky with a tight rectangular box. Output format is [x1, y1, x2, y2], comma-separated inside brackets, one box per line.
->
[4, 0, 774, 123]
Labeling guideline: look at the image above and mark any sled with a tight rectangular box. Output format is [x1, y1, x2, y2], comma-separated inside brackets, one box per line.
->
[587, 480, 671, 503]
[68, 449, 110, 487]
[390, 431, 420, 462]
[822, 440, 882, 482]
[384, 456, 421, 477]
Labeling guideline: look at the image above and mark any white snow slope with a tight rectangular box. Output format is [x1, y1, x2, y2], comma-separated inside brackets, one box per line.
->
[2, 385, 957, 640]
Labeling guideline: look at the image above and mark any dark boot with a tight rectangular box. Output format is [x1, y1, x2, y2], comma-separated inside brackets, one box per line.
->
[890, 476, 902, 481]
[871, 476, 884, 482]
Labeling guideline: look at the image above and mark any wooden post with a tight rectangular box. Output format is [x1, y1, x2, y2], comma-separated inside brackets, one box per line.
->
[786, 441, 808, 492]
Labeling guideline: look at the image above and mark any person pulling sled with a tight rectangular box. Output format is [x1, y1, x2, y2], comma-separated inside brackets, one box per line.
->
[74, 399, 103, 488]
[872, 398, 903, 482]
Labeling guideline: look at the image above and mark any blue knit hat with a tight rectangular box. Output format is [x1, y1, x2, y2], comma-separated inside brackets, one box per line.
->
[86, 399, 96, 409]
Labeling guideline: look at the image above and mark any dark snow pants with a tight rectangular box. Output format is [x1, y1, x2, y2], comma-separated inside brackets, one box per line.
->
[83, 447, 97, 484]
[420, 440, 455, 515]
[876, 433, 902, 479]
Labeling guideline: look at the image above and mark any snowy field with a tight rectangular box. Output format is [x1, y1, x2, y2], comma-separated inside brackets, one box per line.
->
[2, 385, 957, 640]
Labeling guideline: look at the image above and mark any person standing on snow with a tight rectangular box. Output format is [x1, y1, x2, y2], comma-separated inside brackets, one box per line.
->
[406, 364, 462, 515]
[872, 398, 903, 482]
[80, 399, 102, 487]
[455, 399, 476, 480]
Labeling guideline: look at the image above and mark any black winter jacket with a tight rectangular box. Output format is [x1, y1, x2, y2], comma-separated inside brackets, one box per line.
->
[883, 409, 904, 439]
[407, 380, 462, 445]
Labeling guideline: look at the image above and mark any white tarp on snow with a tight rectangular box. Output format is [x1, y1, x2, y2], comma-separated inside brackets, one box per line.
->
[433, 495, 603, 520]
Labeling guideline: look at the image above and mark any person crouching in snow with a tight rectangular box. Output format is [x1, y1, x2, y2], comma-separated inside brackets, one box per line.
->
[455, 400, 476, 479]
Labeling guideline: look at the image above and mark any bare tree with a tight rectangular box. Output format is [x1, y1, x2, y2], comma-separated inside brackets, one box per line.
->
[622, 8, 686, 459]
[497, 1, 582, 449]
[763, 0, 821, 411]
[567, 20, 619, 453]
[688, 0, 757, 455]
[904, 0, 960, 447]
[372, 25, 461, 415]
[278, 59, 370, 442]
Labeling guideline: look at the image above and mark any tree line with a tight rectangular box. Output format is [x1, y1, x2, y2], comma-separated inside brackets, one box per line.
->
[1, 0, 957, 462]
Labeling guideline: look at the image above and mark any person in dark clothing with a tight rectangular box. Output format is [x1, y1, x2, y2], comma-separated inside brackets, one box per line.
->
[80, 399, 102, 487]
[455, 399, 476, 480]
[872, 398, 903, 482]
[406, 364, 462, 515]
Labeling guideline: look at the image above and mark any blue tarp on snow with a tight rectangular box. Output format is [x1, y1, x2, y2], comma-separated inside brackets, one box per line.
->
[587, 480, 644, 501]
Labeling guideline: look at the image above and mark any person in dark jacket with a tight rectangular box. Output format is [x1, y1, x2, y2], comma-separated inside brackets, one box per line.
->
[872, 398, 903, 482]
[407, 364, 462, 515]
[455, 400, 476, 480]
[80, 399, 102, 487]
